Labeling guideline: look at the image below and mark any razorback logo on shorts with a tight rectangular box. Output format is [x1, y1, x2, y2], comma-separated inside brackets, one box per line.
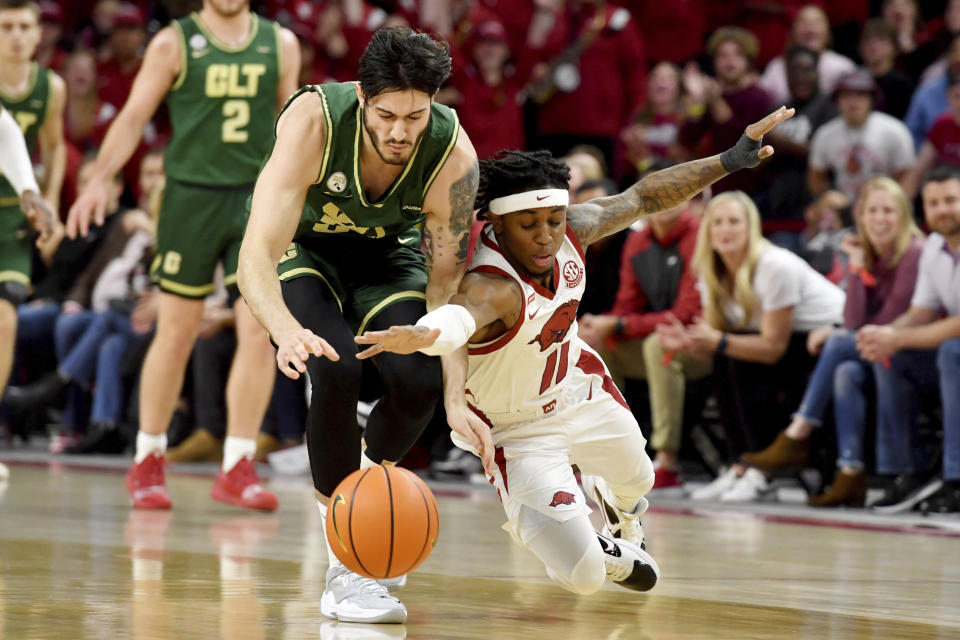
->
[549, 491, 576, 507]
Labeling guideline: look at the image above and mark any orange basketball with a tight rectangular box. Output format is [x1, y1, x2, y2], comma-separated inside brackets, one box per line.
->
[325, 465, 440, 579]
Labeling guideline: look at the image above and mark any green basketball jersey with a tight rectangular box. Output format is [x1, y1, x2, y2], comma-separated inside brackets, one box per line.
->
[0, 63, 52, 205]
[283, 82, 459, 247]
[165, 12, 282, 186]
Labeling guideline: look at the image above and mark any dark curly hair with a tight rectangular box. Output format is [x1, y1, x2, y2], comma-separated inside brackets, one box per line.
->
[476, 150, 571, 218]
[358, 27, 451, 99]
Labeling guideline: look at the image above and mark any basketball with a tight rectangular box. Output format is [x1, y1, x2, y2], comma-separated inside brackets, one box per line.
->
[325, 465, 440, 579]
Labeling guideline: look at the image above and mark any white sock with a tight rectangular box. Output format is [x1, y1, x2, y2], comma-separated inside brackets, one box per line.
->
[360, 450, 378, 469]
[135, 431, 167, 464]
[222, 436, 256, 472]
[316, 500, 342, 568]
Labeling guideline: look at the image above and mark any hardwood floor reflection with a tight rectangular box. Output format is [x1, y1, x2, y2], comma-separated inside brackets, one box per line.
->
[0, 464, 957, 639]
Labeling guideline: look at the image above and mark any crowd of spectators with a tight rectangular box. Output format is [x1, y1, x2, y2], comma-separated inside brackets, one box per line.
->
[5, 0, 960, 515]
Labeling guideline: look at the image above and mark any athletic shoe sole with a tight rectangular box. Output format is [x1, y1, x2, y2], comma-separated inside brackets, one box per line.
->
[871, 479, 942, 515]
[320, 590, 407, 624]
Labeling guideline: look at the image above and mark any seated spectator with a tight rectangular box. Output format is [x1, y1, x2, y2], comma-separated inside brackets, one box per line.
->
[808, 69, 916, 202]
[573, 178, 627, 316]
[679, 27, 771, 196]
[904, 68, 960, 199]
[916, 0, 960, 86]
[63, 49, 111, 151]
[580, 190, 706, 493]
[36, 1, 68, 72]
[798, 189, 854, 280]
[882, 0, 944, 83]
[657, 191, 845, 502]
[857, 165, 960, 514]
[96, 3, 145, 112]
[741, 177, 924, 507]
[905, 34, 960, 149]
[760, 5, 856, 106]
[860, 18, 915, 120]
[621, 61, 685, 179]
[759, 45, 839, 245]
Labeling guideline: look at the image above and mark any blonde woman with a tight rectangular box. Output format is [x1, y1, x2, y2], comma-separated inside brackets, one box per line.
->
[743, 177, 925, 506]
[658, 191, 844, 501]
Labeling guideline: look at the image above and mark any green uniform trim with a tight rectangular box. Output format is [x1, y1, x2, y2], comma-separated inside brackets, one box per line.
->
[171, 20, 188, 91]
[191, 12, 260, 52]
[0, 270, 30, 285]
[356, 290, 426, 336]
[277, 266, 342, 311]
[422, 110, 459, 197]
[351, 103, 421, 209]
[155, 277, 215, 297]
[0, 196, 19, 207]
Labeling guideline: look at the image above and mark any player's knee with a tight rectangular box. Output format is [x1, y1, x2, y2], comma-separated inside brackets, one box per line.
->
[307, 350, 362, 396]
[557, 543, 606, 595]
[607, 454, 655, 495]
[383, 353, 442, 406]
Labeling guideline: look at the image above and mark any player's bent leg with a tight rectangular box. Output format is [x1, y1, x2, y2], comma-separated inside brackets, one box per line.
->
[210, 297, 278, 512]
[525, 511, 607, 595]
[361, 300, 442, 465]
[0, 298, 18, 396]
[127, 293, 204, 510]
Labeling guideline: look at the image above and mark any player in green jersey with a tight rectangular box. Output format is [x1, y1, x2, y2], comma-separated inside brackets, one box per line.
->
[67, 0, 300, 512]
[0, 0, 64, 402]
[239, 28, 485, 623]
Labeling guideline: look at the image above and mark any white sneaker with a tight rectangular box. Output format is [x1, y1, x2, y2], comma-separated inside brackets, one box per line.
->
[319, 619, 407, 639]
[320, 564, 407, 624]
[719, 467, 777, 503]
[376, 574, 407, 591]
[581, 474, 648, 548]
[598, 533, 660, 592]
[688, 467, 740, 501]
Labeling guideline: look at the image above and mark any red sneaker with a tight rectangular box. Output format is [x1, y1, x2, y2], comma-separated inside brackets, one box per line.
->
[126, 453, 173, 509]
[651, 466, 683, 493]
[211, 458, 278, 512]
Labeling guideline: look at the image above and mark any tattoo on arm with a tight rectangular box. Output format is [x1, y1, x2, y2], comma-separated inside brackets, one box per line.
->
[423, 223, 436, 267]
[567, 155, 728, 246]
[448, 160, 479, 266]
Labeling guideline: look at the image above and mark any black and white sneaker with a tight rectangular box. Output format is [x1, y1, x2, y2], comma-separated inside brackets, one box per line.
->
[598, 533, 660, 592]
[870, 475, 941, 515]
[582, 474, 648, 549]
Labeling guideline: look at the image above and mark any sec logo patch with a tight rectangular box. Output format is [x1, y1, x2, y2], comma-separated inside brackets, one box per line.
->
[562, 260, 583, 287]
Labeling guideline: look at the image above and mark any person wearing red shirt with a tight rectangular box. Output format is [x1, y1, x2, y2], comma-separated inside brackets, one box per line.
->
[530, 0, 646, 171]
[444, 20, 531, 159]
[680, 26, 773, 197]
[96, 3, 144, 111]
[905, 68, 960, 198]
[579, 192, 709, 492]
[635, 0, 707, 66]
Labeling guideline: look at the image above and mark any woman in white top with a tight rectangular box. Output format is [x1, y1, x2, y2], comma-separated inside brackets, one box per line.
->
[659, 191, 845, 502]
[761, 6, 856, 105]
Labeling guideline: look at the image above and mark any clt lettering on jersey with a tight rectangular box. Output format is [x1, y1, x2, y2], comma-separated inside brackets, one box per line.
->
[204, 63, 267, 98]
[312, 202, 387, 239]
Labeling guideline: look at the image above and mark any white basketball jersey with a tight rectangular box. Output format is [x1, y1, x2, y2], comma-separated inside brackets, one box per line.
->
[465, 223, 592, 428]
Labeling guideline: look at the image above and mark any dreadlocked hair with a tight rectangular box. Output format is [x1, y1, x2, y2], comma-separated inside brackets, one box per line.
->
[475, 150, 571, 219]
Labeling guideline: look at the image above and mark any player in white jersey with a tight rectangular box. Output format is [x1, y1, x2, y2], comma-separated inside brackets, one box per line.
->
[354, 107, 794, 596]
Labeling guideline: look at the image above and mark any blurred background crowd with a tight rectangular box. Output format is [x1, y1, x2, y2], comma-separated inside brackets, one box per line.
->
[5, 0, 960, 515]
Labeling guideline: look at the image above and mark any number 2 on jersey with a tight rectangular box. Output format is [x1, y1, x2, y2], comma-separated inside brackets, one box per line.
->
[222, 100, 250, 142]
[539, 341, 570, 394]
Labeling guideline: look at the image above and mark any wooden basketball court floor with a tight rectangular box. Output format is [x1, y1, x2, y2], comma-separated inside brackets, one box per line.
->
[1, 459, 959, 639]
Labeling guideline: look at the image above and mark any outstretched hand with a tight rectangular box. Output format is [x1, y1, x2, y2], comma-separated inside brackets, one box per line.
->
[446, 402, 495, 476]
[20, 190, 56, 244]
[354, 325, 441, 360]
[275, 326, 339, 379]
[745, 105, 795, 161]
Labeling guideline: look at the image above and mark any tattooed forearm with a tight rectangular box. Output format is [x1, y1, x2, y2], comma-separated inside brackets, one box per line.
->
[448, 160, 479, 265]
[567, 155, 728, 246]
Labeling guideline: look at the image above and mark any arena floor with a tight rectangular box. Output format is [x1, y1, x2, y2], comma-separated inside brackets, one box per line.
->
[0, 453, 958, 639]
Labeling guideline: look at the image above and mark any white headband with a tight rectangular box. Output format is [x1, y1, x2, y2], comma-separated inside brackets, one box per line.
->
[488, 188, 569, 215]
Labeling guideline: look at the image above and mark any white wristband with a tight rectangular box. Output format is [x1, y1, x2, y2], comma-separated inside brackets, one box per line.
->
[416, 304, 477, 356]
[0, 108, 40, 196]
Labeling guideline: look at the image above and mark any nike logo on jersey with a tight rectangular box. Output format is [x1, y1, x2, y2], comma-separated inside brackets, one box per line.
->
[527, 306, 541, 319]
[398, 235, 417, 245]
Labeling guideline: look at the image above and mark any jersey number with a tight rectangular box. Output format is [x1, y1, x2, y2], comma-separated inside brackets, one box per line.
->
[222, 100, 250, 143]
[539, 341, 571, 394]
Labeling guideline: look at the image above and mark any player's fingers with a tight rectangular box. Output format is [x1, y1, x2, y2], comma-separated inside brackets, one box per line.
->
[757, 145, 774, 160]
[94, 200, 106, 228]
[314, 337, 339, 361]
[355, 343, 384, 360]
[354, 331, 387, 344]
[276, 354, 300, 379]
[293, 342, 310, 362]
